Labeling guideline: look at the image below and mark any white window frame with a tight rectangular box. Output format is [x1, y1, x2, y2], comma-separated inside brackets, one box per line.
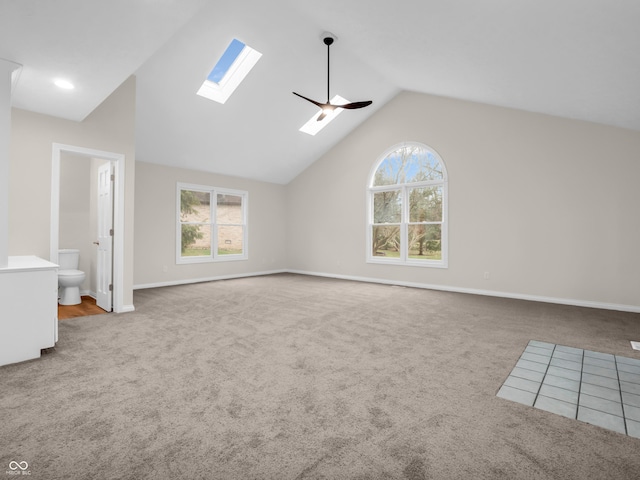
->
[176, 182, 248, 264]
[366, 142, 448, 268]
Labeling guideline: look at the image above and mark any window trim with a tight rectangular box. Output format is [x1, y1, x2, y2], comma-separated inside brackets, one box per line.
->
[176, 182, 248, 264]
[366, 142, 448, 268]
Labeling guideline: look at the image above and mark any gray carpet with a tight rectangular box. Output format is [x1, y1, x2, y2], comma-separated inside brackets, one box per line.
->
[1, 273, 640, 479]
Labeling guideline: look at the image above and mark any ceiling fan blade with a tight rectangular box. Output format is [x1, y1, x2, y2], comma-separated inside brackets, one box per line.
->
[313, 101, 373, 121]
[292, 92, 325, 109]
[334, 100, 373, 110]
[294, 34, 373, 124]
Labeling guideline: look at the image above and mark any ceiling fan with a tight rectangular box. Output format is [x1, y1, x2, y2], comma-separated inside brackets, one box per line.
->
[293, 33, 372, 121]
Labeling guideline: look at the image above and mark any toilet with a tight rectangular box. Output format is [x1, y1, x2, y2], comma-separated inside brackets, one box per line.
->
[57, 249, 86, 305]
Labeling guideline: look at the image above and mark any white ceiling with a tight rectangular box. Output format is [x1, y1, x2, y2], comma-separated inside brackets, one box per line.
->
[3, 0, 639, 184]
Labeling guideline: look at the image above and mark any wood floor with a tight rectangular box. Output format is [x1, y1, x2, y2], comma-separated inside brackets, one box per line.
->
[58, 296, 108, 320]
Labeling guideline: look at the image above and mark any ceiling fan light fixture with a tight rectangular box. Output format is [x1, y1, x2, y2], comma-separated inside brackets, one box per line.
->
[299, 95, 349, 136]
[293, 32, 372, 131]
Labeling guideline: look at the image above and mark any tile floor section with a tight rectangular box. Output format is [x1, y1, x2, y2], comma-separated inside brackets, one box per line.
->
[497, 340, 640, 439]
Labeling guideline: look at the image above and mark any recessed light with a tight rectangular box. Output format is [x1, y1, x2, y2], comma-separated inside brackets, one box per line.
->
[54, 78, 75, 90]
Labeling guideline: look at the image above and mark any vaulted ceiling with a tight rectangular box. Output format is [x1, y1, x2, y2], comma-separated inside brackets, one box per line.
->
[2, 0, 639, 184]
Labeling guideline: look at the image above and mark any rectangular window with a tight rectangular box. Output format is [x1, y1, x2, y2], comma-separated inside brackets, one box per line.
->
[408, 186, 443, 261]
[177, 183, 247, 264]
[368, 184, 445, 265]
[371, 189, 402, 258]
[216, 193, 244, 256]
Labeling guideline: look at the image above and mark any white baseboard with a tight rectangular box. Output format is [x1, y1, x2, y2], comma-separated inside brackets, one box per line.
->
[78, 290, 134, 314]
[133, 269, 288, 291]
[286, 269, 640, 314]
[131, 268, 639, 314]
[116, 304, 135, 314]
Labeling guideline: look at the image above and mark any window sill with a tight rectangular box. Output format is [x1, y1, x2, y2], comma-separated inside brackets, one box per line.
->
[177, 255, 248, 265]
[366, 257, 448, 269]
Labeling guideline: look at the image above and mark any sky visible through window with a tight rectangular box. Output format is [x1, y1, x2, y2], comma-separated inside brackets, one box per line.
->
[207, 39, 246, 84]
[197, 38, 261, 104]
[375, 147, 443, 186]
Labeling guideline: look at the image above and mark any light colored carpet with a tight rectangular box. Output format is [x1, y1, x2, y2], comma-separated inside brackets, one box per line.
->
[1, 273, 639, 479]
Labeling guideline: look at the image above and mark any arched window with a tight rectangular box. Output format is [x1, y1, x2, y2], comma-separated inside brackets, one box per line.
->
[367, 142, 448, 267]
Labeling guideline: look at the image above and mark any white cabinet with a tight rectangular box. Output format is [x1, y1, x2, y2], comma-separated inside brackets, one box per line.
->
[0, 256, 58, 366]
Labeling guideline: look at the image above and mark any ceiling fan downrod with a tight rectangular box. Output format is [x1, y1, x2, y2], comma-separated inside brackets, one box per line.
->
[324, 35, 334, 104]
[292, 32, 372, 121]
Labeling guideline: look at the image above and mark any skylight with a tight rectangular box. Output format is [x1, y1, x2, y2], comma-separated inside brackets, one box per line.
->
[54, 78, 75, 90]
[197, 38, 262, 104]
[299, 95, 350, 136]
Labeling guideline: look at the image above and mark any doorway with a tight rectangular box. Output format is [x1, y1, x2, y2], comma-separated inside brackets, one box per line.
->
[50, 143, 126, 313]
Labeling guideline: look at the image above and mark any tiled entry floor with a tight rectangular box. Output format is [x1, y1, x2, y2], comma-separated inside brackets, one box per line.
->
[497, 340, 640, 439]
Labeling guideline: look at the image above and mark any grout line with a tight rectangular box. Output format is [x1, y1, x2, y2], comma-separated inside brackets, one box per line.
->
[501, 342, 634, 437]
[515, 362, 550, 373]
[576, 347, 585, 420]
[614, 355, 628, 435]
[532, 343, 556, 408]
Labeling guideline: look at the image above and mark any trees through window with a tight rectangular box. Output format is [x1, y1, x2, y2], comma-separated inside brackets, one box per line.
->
[368, 143, 448, 267]
[177, 183, 247, 263]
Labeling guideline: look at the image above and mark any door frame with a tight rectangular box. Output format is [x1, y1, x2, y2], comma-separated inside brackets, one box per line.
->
[50, 143, 125, 313]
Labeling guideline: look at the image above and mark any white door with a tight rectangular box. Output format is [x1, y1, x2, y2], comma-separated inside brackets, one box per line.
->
[96, 162, 113, 312]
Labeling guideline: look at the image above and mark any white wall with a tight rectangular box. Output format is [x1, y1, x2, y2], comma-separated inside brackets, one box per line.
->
[0, 60, 20, 268]
[9, 77, 136, 308]
[59, 153, 92, 293]
[133, 161, 287, 287]
[12, 80, 637, 311]
[286, 91, 640, 311]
